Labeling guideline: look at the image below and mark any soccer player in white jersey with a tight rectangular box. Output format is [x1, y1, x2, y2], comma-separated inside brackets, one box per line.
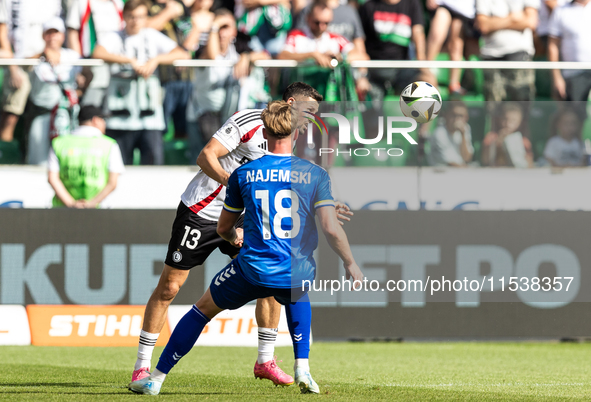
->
[131, 82, 352, 386]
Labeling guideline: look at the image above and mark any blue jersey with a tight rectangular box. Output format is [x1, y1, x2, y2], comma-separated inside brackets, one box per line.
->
[223, 154, 335, 289]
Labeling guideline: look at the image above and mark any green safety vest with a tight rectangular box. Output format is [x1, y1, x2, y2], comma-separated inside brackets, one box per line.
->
[51, 133, 116, 208]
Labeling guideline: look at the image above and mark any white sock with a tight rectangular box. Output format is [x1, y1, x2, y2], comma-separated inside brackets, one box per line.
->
[135, 330, 159, 370]
[257, 327, 278, 364]
[150, 368, 167, 382]
[295, 358, 310, 372]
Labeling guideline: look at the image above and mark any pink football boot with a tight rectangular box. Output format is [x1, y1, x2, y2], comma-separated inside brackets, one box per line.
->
[253, 357, 294, 386]
[131, 367, 150, 383]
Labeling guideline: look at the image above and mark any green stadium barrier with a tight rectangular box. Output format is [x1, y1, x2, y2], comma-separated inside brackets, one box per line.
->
[132, 148, 140, 166]
[163, 119, 176, 143]
[533, 54, 553, 100]
[0, 141, 22, 164]
[583, 118, 591, 144]
[458, 54, 485, 103]
[466, 102, 487, 164]
[164, 139, 191, 165]
[529, 101, 557, 160]
[432, 53, 452, 101]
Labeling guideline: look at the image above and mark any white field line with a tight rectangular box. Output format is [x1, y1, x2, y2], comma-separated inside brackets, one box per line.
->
[382, 382, 586, 388]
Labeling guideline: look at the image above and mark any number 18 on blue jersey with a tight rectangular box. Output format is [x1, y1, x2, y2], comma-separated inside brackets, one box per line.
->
[223, 154, 335, 289]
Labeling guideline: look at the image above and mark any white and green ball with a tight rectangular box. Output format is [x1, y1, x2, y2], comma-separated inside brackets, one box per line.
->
[399, 81, 442, 124]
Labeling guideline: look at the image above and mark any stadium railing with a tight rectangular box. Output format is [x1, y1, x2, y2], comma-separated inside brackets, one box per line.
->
[1, 59, 590, 168]
[1, 58, 590, 69]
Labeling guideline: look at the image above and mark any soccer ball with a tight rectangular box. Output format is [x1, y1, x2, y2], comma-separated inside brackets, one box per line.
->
[399, 81, 442, 124]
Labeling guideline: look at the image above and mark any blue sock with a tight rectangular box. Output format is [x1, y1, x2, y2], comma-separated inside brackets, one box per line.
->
[285, 293, 311, 359]
[156, 305, 210, 374]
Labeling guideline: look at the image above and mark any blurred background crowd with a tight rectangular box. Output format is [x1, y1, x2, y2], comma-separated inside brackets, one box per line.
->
[0, 0, 590, 169]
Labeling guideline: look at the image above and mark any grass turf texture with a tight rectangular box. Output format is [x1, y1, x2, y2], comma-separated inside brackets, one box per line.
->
[1, 343, 591, 400]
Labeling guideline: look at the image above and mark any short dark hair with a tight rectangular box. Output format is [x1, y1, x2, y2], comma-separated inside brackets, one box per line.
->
[549, 107, 583, 138]
[123, 0, 149, 14]
[309, 0, 330, 13]
[282, 82, 323, 102]
[214, 8, 234, 18]
[78, 105, 106, 125]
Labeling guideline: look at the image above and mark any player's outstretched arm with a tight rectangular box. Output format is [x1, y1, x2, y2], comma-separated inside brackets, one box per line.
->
[196, 138, 232, 186]
[317, 206, 364, 285]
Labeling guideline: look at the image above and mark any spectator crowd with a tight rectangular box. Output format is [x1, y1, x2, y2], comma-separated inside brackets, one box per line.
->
[0, 0, 590, 170]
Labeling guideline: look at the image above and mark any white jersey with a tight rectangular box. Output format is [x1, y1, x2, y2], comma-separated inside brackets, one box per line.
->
[181, 109, 269, 221]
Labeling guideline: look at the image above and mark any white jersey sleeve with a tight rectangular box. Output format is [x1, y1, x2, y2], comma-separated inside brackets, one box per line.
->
[212, 119, 242, 152]
[213, 109, 264, 152]
[181, 109, 269, 221]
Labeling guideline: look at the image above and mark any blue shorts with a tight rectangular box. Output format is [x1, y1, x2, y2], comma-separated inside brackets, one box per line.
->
[209, 259, 308, 310]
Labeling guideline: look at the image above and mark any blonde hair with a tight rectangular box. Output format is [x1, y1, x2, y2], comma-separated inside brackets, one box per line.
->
[261, 100, 293, 139]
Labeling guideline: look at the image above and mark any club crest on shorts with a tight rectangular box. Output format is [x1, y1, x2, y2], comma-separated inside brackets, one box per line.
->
[172, 251, 183, 263]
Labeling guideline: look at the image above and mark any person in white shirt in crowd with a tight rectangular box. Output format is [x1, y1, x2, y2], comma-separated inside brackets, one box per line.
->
[25, 17, 89, 165]
[92, 0, 189, 165]
[535, 0, 566, 54]
[543, 108, 585, 167]
[146, 0, 194, 140]
[547, 0, 591, 104]
[48, 105, 125, 208]
[278, 1, 368, 66]
[292, 0, 370, 97]
[475, 0, 539, 102]
[426, 0, 478, 96]
[429, 101, 474, 167]
[66, 0, 125, 107]
[294, 0, 366, 59]
[0, 0, 61, 143]
[68, 0, 186, 109]
[278, 1, 370, 94]
[185, 8, 269, 163]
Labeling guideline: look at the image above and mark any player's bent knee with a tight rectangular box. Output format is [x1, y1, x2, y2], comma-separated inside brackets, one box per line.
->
[156, 281, 182, 302]
[154, 264, 189, 302]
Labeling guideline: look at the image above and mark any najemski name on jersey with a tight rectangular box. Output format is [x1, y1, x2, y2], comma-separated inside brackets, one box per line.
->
[246, 169, 312, 184]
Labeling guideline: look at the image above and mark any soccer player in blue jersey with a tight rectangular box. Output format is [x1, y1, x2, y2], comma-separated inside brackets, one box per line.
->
[129, 100, 364, 395]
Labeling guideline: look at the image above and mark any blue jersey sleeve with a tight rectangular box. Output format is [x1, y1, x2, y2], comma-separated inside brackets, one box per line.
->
[223, 170, 244, 213]
[313, 168, 336, 210]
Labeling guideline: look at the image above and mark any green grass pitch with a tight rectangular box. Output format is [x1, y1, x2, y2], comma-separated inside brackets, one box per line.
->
[1, 342, 591, 401]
